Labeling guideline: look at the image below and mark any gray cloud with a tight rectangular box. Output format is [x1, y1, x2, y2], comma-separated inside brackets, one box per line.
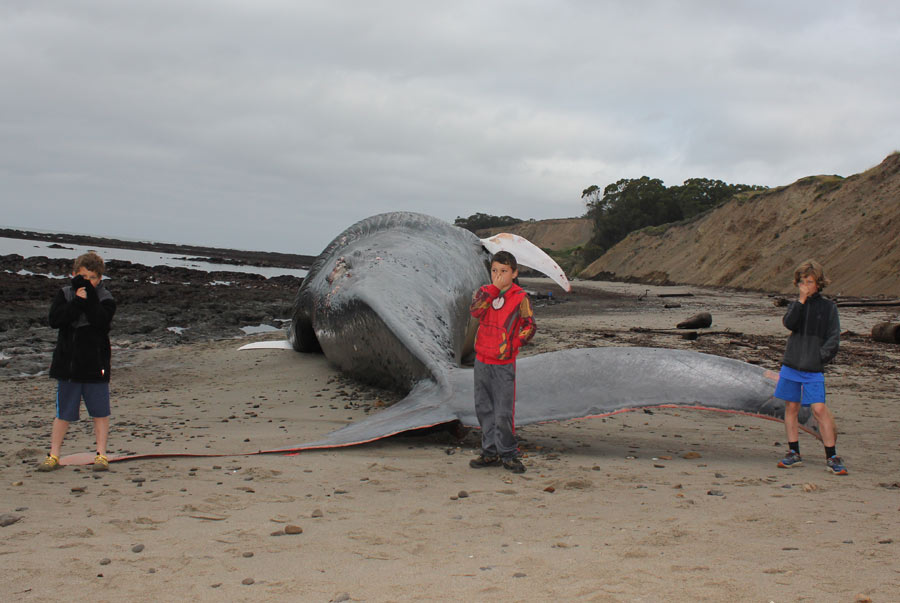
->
[2, 1, 898, 253]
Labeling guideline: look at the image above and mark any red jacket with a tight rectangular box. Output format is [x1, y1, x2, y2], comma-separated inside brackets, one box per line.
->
[470, 283, 536, 365]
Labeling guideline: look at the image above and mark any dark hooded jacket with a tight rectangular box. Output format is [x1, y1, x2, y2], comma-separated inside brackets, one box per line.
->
[49, 277, 116, 382]
[781, 292, 840, 373]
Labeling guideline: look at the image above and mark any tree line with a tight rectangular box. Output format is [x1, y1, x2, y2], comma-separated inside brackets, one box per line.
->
[455, 176, 766, 267]
[582, 177, 766, 262]
[454, 212, 524, 233]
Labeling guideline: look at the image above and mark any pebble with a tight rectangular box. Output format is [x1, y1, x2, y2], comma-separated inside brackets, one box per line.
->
[311, 509, 324, 518]
[0, 514, 23, 527]
[270, 530, 284, 536]
[457, 490, 469, 499]
[855, 595, 873, 603]
[284, 524, 303, 535]
[333, 593, 350, 602]
[12, 481, 23, 487]
[878, 538, 893, 544]
[132, 544, 145, 553]
[334, 489, 348, 494]
[543, 486, 556, 493]
[71, 486, 86, 493]
[682, 452, 702, 459]
[707, 490, 724, 497]
[802, 483, 818, 492]
[513, 572, 527, 578]
[242, 552, 254, 558]
[242, 577, 255, 585]
[99, 558, 111, 566]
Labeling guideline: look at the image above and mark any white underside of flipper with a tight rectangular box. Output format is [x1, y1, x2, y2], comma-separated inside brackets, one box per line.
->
[238, 340, 294, 351]
[480, 233, 571, 292]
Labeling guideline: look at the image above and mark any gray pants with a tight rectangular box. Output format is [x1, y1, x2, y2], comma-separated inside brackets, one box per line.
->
[474, 360, 518, 459]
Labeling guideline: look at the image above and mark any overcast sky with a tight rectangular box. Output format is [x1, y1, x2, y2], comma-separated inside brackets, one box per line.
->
[2, 1, 898, 255]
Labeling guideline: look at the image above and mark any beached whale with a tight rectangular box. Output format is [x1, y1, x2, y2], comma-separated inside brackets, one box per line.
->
[59, 212, 816, 466]
[244, 211, 817, 452]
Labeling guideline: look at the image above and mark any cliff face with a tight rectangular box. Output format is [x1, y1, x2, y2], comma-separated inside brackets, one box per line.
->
[580, 153, 900, 297]
[476, 218, 593, 251]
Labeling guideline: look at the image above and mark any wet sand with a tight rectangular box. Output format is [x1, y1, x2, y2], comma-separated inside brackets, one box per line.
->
[2, 279, 899, 601]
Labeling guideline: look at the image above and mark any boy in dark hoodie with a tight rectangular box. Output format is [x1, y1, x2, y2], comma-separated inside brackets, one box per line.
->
[774, 259, 845, 475]
[468, 251, 536, 473]
[37, 252, 116, 473]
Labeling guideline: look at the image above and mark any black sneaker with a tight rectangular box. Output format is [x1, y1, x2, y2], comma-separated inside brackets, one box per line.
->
[502, 457, 526, 474]
[469, 454, 501, 468]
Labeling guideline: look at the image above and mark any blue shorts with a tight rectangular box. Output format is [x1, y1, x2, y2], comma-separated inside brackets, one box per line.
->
[774, 368, 826, 406]
[56, 381, 111, 421]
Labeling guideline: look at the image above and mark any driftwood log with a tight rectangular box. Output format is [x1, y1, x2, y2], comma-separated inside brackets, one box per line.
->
[837, 300, 900, 307]
[872, 322, 900, 344]
[677, 312, 712, 329]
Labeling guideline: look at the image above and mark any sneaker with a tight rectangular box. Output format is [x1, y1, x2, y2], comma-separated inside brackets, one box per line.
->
[502, 457, 526, 474]
[826, 455, 848, 476]
[777, 450, 803, 468]
[37, 454, 60, 472]
[469, 454, 501, 468]
[92, 454, 109, 472]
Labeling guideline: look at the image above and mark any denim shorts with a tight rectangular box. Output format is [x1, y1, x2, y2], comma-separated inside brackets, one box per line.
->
[56, 380, 111, 421]
[774, 376, 826, 406]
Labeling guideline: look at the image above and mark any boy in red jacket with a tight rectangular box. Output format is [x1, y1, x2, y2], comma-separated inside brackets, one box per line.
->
[468, 251, 536, 473]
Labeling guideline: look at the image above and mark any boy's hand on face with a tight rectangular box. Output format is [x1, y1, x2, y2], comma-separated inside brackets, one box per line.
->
[71, 269, 100, 301]
[797, 275, 817, 303]
[490, 262, 517, 293]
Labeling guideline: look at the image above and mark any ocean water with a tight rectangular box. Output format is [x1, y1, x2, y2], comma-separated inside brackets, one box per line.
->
[0, 236, 307, 279]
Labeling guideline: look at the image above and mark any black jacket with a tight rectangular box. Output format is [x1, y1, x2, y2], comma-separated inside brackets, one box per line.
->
[781, 293, 840, 373]
[49, 279, 116, 382]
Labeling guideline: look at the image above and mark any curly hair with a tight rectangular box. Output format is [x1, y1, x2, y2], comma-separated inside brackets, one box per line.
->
[793, 259, 830, 291]
[73, 252, 105, 277]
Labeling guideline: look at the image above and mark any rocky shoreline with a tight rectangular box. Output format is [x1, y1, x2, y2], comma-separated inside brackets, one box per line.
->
[0, 228, 316, 270]
[1, 252, 304, 378]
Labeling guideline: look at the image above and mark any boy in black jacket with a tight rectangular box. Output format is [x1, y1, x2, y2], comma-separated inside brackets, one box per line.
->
[774, 259, 846, 475]
[37, 252, 116, 472]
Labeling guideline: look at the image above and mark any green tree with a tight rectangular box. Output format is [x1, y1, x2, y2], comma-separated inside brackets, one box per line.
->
[670, 178, 766, 217]
[582, 176, 767, 262]
[454, 212, 523, 233]
[584, 176, 679, 254]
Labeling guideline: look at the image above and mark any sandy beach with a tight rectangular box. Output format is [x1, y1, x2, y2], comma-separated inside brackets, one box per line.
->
[2, 278, 898, 602]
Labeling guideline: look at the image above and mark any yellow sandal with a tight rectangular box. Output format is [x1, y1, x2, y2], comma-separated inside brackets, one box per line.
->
[92, 454, 109, 472]
[37, 454, 61, 472]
